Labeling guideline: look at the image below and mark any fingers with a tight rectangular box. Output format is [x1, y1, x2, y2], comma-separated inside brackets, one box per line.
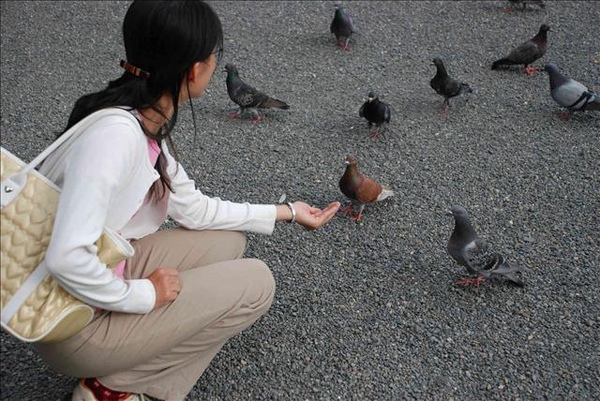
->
[148, 268, 181, 310]
[295, 201, 341, 230]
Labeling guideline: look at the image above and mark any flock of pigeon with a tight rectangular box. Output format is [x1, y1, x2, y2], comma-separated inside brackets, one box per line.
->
[220, 1, 598, 288]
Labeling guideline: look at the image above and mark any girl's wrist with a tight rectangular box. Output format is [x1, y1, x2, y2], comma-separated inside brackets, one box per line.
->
[275, 203, 296, 223]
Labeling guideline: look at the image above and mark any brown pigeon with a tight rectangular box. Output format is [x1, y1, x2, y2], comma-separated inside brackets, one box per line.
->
[491, 24, 550, 76]
[338, 155, 394, 222]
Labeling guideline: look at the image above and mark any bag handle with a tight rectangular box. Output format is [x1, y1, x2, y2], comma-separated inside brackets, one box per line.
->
[1, 108, 135, 208]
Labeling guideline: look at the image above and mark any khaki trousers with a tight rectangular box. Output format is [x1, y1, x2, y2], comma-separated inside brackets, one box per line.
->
[35, 228, 276, 401]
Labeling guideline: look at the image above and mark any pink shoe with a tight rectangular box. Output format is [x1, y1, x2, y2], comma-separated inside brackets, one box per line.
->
[71, 378, 156, 401]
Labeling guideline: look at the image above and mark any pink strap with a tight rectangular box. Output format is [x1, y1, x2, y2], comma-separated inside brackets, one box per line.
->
[147, 138, 161, 166]
[113, 138, 161, 280]
[113, 259, 126, 279]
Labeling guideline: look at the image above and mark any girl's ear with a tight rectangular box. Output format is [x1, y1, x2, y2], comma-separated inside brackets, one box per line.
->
[187, 62, 202, 84]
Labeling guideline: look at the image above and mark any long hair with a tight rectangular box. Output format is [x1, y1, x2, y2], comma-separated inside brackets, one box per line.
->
[62, 0, 223, 200]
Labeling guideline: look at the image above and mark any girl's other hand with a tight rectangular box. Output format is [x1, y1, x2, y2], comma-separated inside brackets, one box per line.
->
[148, 268, 181, 310]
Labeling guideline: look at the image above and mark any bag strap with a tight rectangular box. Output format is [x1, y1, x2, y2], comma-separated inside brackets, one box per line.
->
[1, 108, 137, 208]
[20, 108, 136, 174]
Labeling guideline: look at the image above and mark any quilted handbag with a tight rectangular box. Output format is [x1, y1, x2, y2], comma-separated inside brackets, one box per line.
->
[1, 109, 134, 343]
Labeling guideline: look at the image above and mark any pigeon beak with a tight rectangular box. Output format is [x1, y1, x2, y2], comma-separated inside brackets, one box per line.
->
[445, 209, 454, 216]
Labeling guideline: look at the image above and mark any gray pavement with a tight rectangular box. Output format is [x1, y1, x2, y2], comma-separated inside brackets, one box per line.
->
[1, 1, 599, 400]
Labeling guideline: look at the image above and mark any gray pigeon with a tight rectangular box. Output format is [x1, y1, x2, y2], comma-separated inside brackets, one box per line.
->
[330, 3, 357, 51]
[491, 24, 550, 76]
[224, 63, 289, 123]
[430, 58, 473, 116]
[446, 205, 524, 286]
[544, 63, 600, 119]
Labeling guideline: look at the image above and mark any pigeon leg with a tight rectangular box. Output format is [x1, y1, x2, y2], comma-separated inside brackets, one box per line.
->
[370, 130, 381, 140]
[558, 111, 573, 120]
[442, 101, 450, 117]
[456, 275, 486, 286]
[250, 115, 263, 124]
[524, 65, 538, 76]
[226, 110, 241, 119]
[341, 204, 354, 216]
[352, 205, 366, 222]
[343, 38, 350, 51]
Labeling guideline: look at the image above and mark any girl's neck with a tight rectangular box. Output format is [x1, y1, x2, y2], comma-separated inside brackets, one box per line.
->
[138, 94, 173, 135]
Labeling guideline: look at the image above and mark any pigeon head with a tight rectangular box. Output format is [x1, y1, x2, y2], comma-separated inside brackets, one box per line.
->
[544, 63, 568, 89]
[539, 24, 551, 33]
[535, 24, 551, 39]
[447, 205, 468, 218]
[224, 63, 238, 74]
[345, 154, 358, 166]
[366, 91, 377, 102]
[432, 57, 444, 67]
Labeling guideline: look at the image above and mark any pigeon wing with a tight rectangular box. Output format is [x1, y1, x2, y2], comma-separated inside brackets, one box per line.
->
[551, 79, 589, 109]
[462, 238, 497, 275]
[506, 40, 542, 64]
[383, 103, 391, 123]
[354, 176, 383, 204]
[232, 83, 267, 108]
[359, 101, 366, 118]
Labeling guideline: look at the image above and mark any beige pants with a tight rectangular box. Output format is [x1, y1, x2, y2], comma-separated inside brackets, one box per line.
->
[35, 228, 276, 401]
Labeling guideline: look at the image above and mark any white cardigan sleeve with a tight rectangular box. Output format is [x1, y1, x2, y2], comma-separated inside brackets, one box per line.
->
[164, 145, 277, 234]
[44, 121, 156, 314]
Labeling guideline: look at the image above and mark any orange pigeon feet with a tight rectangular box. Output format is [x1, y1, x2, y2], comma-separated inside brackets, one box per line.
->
[456, 275, 486, 286]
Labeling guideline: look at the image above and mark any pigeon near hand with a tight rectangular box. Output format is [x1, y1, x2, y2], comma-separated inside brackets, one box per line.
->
[330, 3, 357, 51]
[446, 205, 524, 287]
[359, 91, 391, 140]
[430, 58, 472, 116]
[544, 63, 600, 119]
[224, 63, 290, 123]
[339, 155, 394, 222]
[491, 24, 551, 76]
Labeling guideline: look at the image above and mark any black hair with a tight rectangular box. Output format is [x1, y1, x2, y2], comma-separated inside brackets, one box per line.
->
[62, 0, 223, 200]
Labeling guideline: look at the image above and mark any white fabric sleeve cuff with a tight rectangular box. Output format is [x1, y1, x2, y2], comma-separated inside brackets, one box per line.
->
[247, 204, 278, 235]
[125, 278, 156, 314]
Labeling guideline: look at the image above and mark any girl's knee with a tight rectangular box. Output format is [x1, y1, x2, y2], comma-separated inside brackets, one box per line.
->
[244, 259, 275, 312]
[230, 231, 247, 259]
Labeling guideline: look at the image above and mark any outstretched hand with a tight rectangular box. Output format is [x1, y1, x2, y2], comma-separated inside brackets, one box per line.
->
[292, 201, 341, 230]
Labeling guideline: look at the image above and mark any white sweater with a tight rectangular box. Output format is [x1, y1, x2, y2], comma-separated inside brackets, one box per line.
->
[39, 109, 276, 314]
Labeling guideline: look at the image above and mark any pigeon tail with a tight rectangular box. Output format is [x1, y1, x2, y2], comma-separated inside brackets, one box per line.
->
[377, 187, 394, 202]
[261, 98, 290, 110]
[583, 93, 600, 111]
[461, 83, 473, 94]
[489, 257, 525, 286]
[492, 57, 518, 70]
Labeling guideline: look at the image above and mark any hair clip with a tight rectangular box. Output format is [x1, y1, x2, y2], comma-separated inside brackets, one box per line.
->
[120, 60, 150, 79]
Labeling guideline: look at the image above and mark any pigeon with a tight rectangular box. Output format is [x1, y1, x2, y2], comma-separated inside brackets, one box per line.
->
[491, 24, 551, 76]
[430, 58, 473, 116]
[505, 0, 545, 11]
[544, 63, 600, 119]
[330, 3, 357, 51]
[359, 91, 391, 140]
[446, 205, 524, 287]
[224, 63, 289, 123]
[339, 154, 394, 222]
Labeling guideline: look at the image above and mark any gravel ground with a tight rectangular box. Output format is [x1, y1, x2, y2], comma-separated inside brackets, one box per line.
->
[1, 1, 599, 400]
